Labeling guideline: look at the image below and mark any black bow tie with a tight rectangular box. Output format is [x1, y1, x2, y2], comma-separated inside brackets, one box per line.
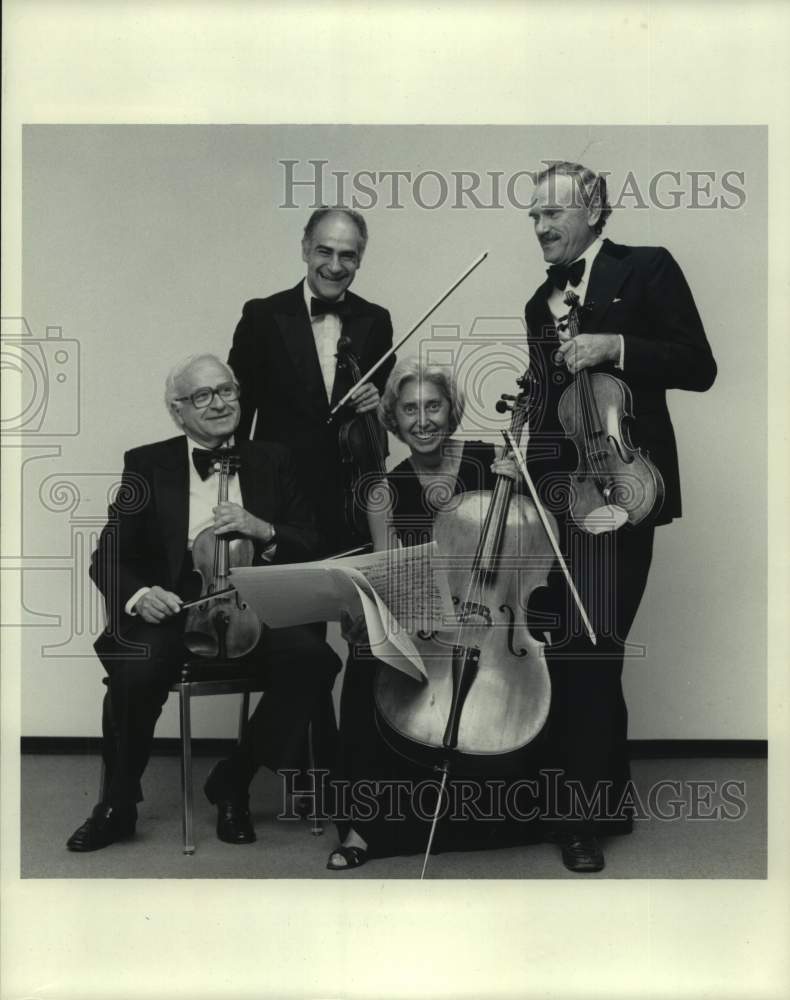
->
[192, 447, 239, 481]
[311, 297, 349, 319]
[547, 258, 586, 291]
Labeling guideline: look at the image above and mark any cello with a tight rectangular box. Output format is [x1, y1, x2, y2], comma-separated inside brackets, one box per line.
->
[182, 452, 261, 659]
[373, 371, 557, 806]
[558, 291, 665, 531]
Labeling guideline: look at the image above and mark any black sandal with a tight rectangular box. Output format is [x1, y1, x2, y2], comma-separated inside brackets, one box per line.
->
[326, 844, 368, 871]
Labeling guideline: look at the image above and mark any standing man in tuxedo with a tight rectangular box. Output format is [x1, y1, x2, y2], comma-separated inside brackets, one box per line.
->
[228, 207, 395, 557]
[524, 161, 717, 872]
[67, 354, 340, 852]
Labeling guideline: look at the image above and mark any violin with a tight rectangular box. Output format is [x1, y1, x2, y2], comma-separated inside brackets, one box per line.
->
[335, 335, 389, 546]
[558, 291, 665, 532]
[183, 452, 261, 659]
[373, 371, 556, 783]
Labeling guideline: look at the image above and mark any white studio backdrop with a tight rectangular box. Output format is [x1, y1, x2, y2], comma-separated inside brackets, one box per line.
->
[16, 124, 765, 741]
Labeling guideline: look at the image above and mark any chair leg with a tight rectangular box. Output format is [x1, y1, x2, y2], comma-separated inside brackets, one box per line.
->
[306, 720, 323, 837]
[178, 683, 195, 855]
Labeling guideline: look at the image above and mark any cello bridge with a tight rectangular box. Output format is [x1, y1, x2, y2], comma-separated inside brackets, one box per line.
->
[457, 601, 492, 627]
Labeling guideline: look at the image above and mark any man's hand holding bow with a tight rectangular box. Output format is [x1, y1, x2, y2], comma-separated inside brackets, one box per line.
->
[134, 586, 183, 624]
[348, 381, 380, 414]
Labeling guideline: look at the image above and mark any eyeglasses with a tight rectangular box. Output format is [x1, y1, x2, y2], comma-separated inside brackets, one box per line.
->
[174, 382, 240, 409]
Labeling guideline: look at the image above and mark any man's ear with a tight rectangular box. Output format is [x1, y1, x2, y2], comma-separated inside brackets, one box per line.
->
[586, 201, 602, 231]
[170, 402, 185, 428]
[585, 178, 604, 230]
[301, 239, 310, 264]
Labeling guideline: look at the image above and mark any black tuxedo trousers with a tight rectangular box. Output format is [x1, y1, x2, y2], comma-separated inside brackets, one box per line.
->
[99, 567, 341, 808]
[542, 520, 655, 834]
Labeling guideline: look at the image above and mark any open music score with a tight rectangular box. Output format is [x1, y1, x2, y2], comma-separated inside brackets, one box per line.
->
[231, 543, 455, 681]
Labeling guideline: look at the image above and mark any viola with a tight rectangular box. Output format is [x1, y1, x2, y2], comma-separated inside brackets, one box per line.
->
[373, 371, 556, 785]
[558, 291, 665, 531]
[183, 452, 261, 659]
[335, 335, 389, 547]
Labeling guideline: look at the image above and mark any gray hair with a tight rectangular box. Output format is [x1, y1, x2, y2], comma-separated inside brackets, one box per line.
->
[164, 353, 236, 415]
[302, 207, 368, 258]
[535, 160, 612, 234]
[378, 357, 465, 439]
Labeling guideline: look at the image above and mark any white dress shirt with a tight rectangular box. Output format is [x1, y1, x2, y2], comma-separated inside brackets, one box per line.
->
[303, 278, 344, 401]
[546, 237, 624, 368]
[186, 440, 243, 547]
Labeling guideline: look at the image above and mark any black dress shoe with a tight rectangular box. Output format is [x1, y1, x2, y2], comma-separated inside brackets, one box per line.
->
[204, 762, 256, 845]
[66, 803, 137, 852]
[559, 833, 605, 873]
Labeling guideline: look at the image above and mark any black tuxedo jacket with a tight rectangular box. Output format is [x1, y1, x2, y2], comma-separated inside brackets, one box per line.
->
[89, 436, 318, 643]
[228, 281, 394, 551]
[524, 239, 717, 524]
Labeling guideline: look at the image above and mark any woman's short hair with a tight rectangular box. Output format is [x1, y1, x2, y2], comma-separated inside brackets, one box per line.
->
[378, 357, 466, 439]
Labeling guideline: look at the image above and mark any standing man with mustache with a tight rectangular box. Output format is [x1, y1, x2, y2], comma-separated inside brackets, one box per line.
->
[523, 161, 716, 872]
[229, 208, 395, 559]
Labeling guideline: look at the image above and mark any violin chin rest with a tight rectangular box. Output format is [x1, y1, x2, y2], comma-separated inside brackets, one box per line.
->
[577, 504, 628, 534]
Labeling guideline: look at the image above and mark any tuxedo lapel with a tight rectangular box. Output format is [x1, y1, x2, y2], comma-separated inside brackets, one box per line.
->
[526, 280, 560, 344]
[152, 437, 190, 584]
[342, 295, 373, 360]
[273, 283, 327, 414]
[238, 441, 271, 515]
[583, 241, 632, 332]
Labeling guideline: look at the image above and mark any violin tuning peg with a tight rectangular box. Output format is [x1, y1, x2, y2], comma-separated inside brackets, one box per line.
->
[495, 400, 512, 414]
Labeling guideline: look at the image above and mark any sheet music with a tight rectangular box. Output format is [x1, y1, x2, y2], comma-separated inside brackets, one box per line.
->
[333, 542, 454, 632]
[230, 542, 453, 681]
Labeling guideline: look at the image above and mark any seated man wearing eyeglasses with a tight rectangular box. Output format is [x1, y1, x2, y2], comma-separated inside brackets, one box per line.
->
[67, 353, 340, 852]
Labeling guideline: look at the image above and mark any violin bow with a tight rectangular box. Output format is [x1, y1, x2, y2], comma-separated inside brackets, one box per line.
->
[179, 588, 236, 611]
[327, 250, 489, 421]
[503, 429, 597, 647]
[419, 762, 450, 880]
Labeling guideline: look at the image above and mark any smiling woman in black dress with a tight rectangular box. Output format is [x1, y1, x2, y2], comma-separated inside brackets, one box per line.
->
[327, 358, 544, 871]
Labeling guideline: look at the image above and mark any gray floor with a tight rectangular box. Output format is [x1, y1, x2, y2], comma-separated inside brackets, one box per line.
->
[21, 755, 766, 879]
